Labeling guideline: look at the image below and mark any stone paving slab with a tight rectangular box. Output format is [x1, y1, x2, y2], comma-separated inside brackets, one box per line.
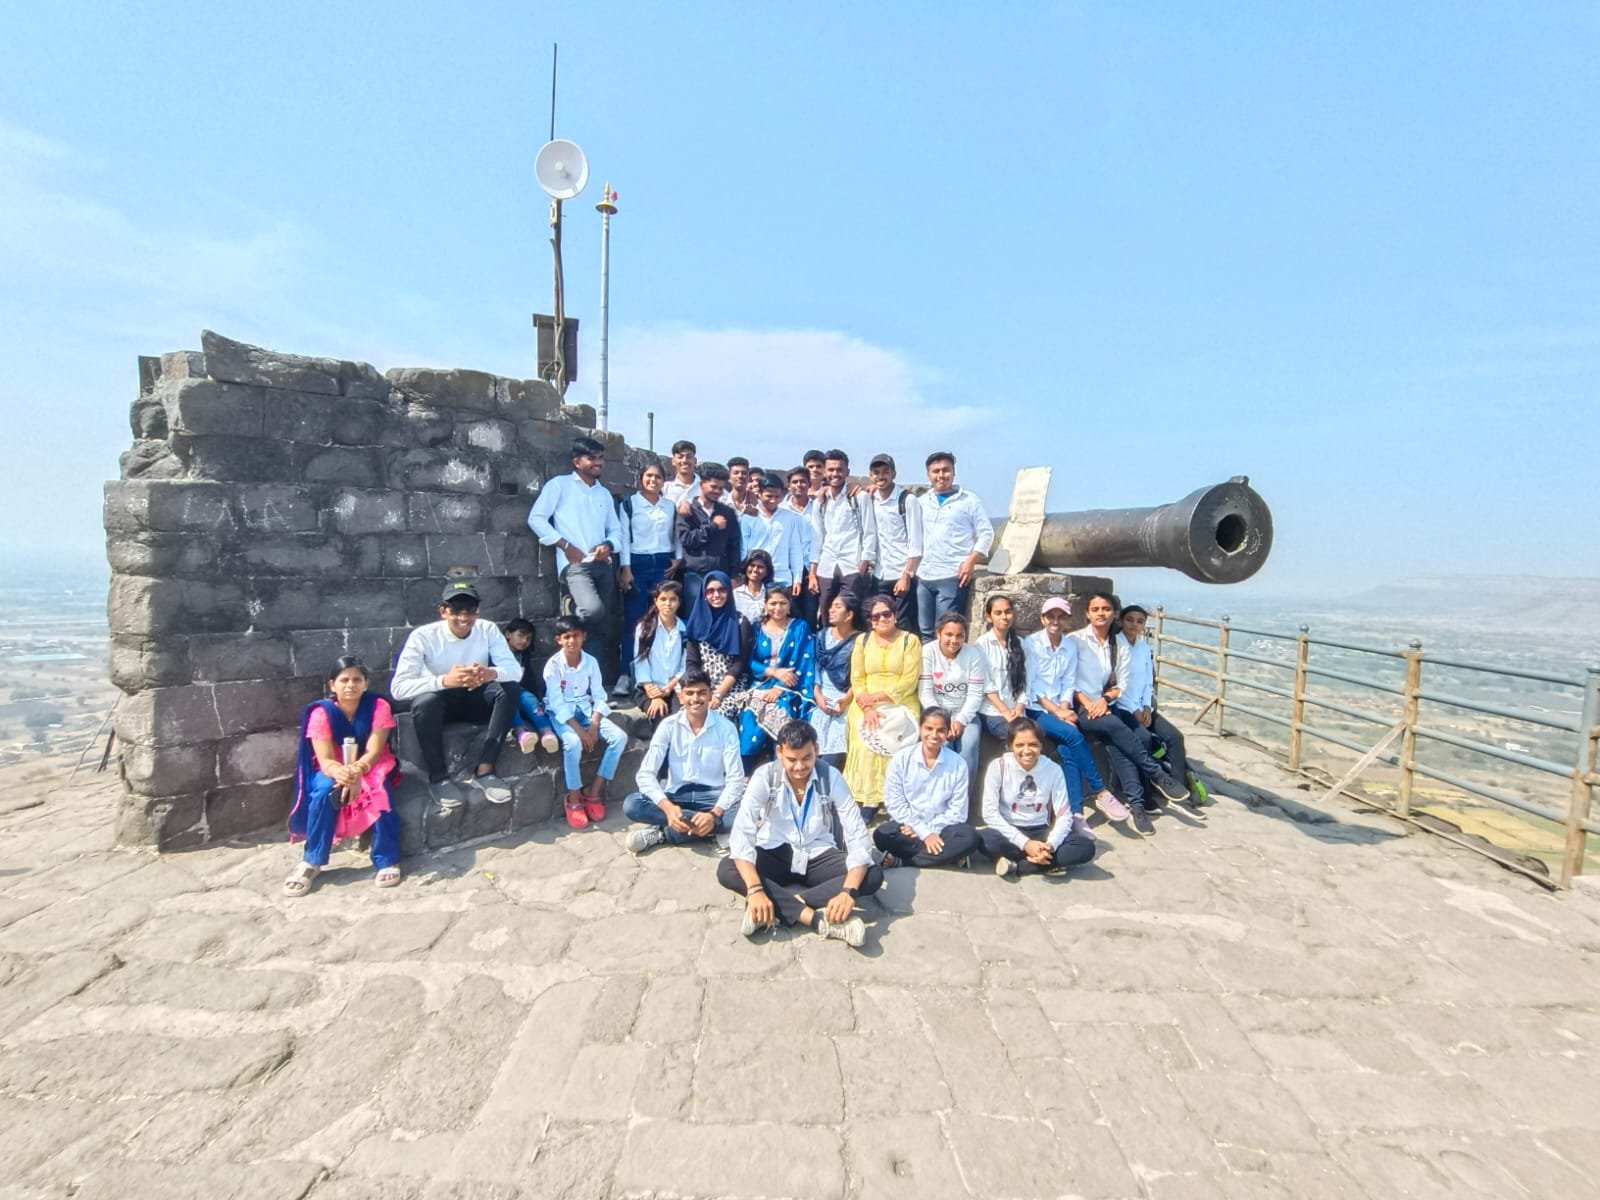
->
[4, 728, 1600, 1197]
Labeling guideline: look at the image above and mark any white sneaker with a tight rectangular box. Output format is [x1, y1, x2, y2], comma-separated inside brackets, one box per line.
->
[816, 914, 866, 948]
[434, 780, 465, 811]
[994, 856, 1015, 878]
[740, 908, 771, 939]
[476, 773, 512, 804]
[626, 826, 666, 855]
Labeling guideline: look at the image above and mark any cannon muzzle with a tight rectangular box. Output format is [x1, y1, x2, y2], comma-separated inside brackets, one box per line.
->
[993, 476, 1272, 584]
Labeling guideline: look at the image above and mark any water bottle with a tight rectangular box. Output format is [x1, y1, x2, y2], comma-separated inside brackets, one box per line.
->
[342, 737, 358, 765]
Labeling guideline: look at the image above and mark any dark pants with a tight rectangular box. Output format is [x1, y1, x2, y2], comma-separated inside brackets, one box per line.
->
[873, 821, 980, 867]
[1075, 705, 1169, 809]
[563, 561, 623, 687]
[789, 583, 818, 629]
[623, 551, 675, 667]
[815, 568, 867, 631]
[716, 845, 885, 926]
[630, 686, 680, 724]
[1115, 708, 1189, 785]
[622, 784, 738, 844]
[408, 682, 520, 781]
[917, 576, 971, 640]
[978, 824, 1096, 870]
[1023, 707, 1107, 814]
[868, 575, 919, 633]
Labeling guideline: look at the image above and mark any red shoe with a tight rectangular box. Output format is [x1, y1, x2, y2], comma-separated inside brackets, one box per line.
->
[583, 792, 606, 823]
[564, 791, 589, 830]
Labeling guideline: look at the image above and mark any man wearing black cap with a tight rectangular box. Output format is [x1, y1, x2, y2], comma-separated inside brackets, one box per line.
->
[390, 580, 523, 808]
[866, 453, 923, 634]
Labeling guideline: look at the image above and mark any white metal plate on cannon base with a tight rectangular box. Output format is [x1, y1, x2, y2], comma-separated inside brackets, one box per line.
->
[988, 466, 1051, 575]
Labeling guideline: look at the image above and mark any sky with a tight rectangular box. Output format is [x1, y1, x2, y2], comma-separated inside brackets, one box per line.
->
[1, 1, 1596, 601]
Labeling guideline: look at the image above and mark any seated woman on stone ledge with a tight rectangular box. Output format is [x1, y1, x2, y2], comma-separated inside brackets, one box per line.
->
[284, 656, 401, 897]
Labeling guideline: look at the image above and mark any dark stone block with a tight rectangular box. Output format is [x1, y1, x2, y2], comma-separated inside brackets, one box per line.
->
[454, 783, 514, 843]
[162, 379, 267, 438]
[397, 405, 454, 448]
[403, 580, 449, 626]
[518, 574, 560, 618]
[116, 684, 223, 747]
[332, 398, 397, 446]
[106, 532, 229, 581]
[105, 480, 239, 535]
[171, 434, 294, 483]
[160, 350, 207, 381]
[202, 330, 339, 395]
[561, 403, 597, 427]
[424, 533, 512, 577]
[120, 439, 184, 480]
[206, 778, 294, 840]
[289, 626, 405, 677]
[381, 534, 428, 577]
[107, 575, 182, 637]
[213, 676, 321, 737]
[385, 366, 499, 413]
[109, 634, 192, 691]
[511, 768, 559, 828]
[387, 448, 495, 495]
[453, 418, 516, 456]
[486, 497, 535, 535]
[121, 741, 217, 797]
[190, 632, 293, 682]
[236, 484, 321, 533]
[339, 359, 391, 400]
[392, 774, 430, 856]
[495, 377, 562, 421]
[239, 534, 358, 577]
[294, 444, 386, 488]
[114, 792, 206, 850]
[247, 577, 407, 631]
[423, 795, 463, 847]
[326, 488, 407, 535]
[131, 393, 168, 440]
[216, 728, 301, 787]
[263, 390, 341, 444]
[502, 535, 541, 576]
[407, 492, 484, 534]
[517, 419, 574, 459]
[138, 354, 161, 395]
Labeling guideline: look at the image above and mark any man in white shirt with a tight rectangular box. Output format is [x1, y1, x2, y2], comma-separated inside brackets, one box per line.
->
[808, 449, 878, 632]
[1114, 604, 1192, 796]
[716, 720, 883, 948]
[662, 439, 700, 506]
[916, 451, 994, 639]
[622, 672, 744, 853]
[390, 580, 523, 808]
[781, 466, 818, 626]
[874, 707, 979, 868]
[865, 453, 923, 633]
[527, 436, 625, 690]
[740, 473, 809, 598]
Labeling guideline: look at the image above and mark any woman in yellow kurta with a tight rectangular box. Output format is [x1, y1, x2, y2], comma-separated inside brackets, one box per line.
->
[844, 595, 923, 818]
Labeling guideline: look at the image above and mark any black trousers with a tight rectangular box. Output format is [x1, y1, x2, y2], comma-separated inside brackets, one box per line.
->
[977, 824, 1096, 870]
[815, 568, 867, 630]
[408, 682, 520, 781]
[717, 845, 885, 926]
[1114, 708, 1189, 786]
[867, 575, 919, 634]
[872, 820, 980, 867]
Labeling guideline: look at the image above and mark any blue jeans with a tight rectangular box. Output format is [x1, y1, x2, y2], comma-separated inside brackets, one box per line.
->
[947, 718, 981, 785]
[301, 773, 400, 870]
[513, 692, 556, 736]
[622, 784, 739, 844]
[916, 576, 970, 640]
[623, 551, 675, 666]
[1024, 707, 1107, 815]
[557, 712, 628, 790]
[681, 570, 706, 615]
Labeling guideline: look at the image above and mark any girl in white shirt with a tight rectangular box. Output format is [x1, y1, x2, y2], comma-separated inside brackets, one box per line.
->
[631, 580, 687, 721]
[975, 592, 1029, 737]
[619, 463, 682, 672]
[733, 549, 774, 623]
[918, 612, 986, 784]
[979, 717, 1096, 877]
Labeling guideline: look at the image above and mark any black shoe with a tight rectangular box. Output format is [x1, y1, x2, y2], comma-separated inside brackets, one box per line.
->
[1151, 770, 1190, 804]
[1132, 806, 1156, 836]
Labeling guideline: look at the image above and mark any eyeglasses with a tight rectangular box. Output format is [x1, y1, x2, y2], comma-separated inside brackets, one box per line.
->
[703, 585, 728, 595]
[870, 611, 896, 621]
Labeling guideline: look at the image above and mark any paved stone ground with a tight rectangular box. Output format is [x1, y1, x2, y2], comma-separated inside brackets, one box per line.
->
[4, 729, 1600, 1199]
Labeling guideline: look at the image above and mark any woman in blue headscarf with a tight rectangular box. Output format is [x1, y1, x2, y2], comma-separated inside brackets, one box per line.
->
[684, 569, 755, 719]
[735, 586, 817, 757]
[284, 656, 401, 897]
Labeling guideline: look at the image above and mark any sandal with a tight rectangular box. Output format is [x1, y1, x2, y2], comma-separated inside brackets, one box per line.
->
[283, 863, 319, 898]
[582, 786, 606, 823]
[879, 852, 902, 869]
[564, 791, 590, 830]
[374, 866, 402, 888]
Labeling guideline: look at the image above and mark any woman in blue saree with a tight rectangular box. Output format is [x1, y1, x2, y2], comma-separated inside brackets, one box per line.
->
[736, 586, 817, 758]
[284, 656, 402, 897]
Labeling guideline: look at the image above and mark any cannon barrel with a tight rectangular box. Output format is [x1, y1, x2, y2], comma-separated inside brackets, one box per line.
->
[994, 476, 1273, 584]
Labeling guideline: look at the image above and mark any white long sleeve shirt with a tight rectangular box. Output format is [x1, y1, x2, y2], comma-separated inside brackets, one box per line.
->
[632, 618, 685, 686]
[982, 753, 1074, 849]
[883, 743, 970, 838]
[542, 651, 611, 724]
[976, 629, 1026, 717]
[390, 619, 521, 701]
[740, 505, 809, 586]
[1070, 627, 1118, 701]
[729, 761, 873, 872]
[809, 489, 878, 576]
[619, 492, 680, 564]
[527, 473, 623, 577]
[1025, 629, 1079, 707]
[634, 709, 744, 812]
[917, 487, 994, 581]
[869, 487, 924, 579]
[1115, 634, 1154, 712]
[662, 474, 700, 506]
[919, 642, 986, 726]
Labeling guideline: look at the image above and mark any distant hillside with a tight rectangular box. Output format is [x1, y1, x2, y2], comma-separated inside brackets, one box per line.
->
[1345, 575, 1600, 639]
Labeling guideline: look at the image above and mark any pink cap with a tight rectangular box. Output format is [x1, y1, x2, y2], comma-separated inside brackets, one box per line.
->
[1040, 597, 1071, 616]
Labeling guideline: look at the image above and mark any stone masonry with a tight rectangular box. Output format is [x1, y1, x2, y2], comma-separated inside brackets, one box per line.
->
[105, 331, 656, 851]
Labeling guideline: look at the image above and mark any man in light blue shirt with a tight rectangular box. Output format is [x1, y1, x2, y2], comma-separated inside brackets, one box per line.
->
[741, 473, 809, 595]
[527, 436, 624, 688]
[623, 672, 743, 852]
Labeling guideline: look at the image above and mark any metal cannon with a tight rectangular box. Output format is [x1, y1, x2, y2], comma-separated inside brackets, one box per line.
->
[990, 474, 1273, 584]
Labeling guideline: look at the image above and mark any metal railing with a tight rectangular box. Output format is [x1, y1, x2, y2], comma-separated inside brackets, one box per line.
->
[1151, 609, 1600, 889]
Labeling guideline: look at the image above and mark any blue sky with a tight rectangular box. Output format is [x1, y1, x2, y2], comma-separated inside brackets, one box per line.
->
[2, 1, 1596, 599]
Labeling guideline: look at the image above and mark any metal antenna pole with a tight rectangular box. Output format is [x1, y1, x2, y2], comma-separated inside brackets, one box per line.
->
[549, 44, 558, 141]
[595, 183, 617, 432]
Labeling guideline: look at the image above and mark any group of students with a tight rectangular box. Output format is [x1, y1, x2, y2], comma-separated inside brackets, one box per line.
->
[279, 438, 1198, 951]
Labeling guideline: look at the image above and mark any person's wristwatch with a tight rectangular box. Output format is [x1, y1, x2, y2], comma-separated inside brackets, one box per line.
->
[841, 886, 860, 899]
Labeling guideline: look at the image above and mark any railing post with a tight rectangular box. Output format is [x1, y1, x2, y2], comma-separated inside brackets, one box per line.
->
[1288, 624, 1309, 770]
[1558, 666, 1600, 889]
[1397, 639, 1424, 819]
[1151, 606, 1166, 705]
[1213, 615, 1231, 735]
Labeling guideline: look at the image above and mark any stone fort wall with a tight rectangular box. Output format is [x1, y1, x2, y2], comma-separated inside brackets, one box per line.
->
[104, 331, 654, 849]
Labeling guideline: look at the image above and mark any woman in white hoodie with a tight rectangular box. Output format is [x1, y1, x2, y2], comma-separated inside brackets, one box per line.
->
[978, 717, 1096, 877]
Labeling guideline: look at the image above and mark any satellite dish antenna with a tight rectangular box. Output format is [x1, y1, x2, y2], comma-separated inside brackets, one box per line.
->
[535, 139, 589, 199]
